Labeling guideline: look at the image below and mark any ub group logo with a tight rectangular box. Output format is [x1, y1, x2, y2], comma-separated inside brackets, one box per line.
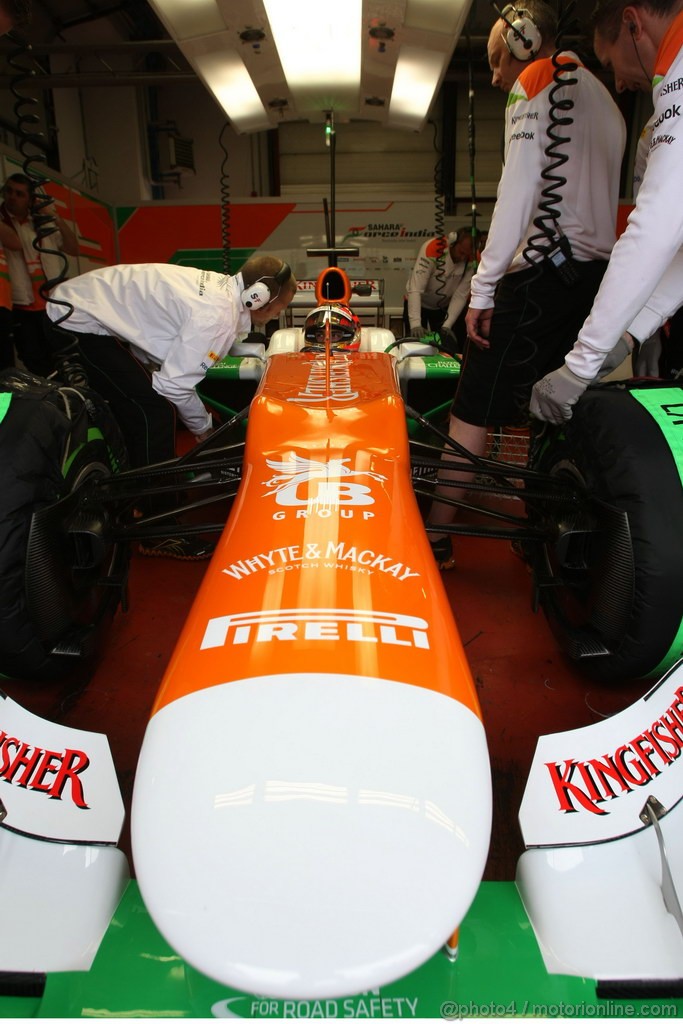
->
[263, 454, 386, 519]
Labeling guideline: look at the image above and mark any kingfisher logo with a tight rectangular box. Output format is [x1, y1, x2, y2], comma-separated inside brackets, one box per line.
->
[262, 454, 386, 515]
[545, 684, 683, 816]
[200, 608, 430, 651]
[0, 731, 91, 808]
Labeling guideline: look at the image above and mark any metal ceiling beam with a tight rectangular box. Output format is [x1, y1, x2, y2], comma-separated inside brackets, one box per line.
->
[0, 39, 181, 54]
[0, 72, 195, 86]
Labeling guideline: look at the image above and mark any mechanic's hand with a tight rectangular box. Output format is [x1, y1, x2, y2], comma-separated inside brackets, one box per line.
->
[464, 306, 493, 349]
[634, 331, 662, 377]
[530, 365, 592, 425]
[195, 428, 213, 443]
[409, 324, 428, 340]
[596, 333, 634, 379]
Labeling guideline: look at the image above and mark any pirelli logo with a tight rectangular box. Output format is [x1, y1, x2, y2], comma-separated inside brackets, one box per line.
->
[200, 608, 430, 650]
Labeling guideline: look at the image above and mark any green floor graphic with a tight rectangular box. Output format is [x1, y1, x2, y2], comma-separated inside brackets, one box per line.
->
[4, 881, 680, 1018]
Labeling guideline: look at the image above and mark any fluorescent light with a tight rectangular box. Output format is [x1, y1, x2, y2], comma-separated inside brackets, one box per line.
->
[389, 46, 449, 130]
[147, 0, 225, 41]
[183, 36, 270, 133]
[264, 0, 361, 90]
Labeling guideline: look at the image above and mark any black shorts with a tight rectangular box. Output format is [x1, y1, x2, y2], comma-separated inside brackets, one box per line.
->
[453, 259, 607, 427]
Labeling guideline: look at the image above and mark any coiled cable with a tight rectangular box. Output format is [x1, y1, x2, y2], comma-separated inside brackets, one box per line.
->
[6, 29, 84, 386]
[218, 121, 232, 275]
[431, 118, 448, 314]
[503, 0, 580, 419]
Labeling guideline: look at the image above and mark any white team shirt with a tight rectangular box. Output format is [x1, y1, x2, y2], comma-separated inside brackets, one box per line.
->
[47, 263, 251, 435]
[470, 52, 625, 310]
[566, 13, 683, 380]
[405, 237, 475, 329]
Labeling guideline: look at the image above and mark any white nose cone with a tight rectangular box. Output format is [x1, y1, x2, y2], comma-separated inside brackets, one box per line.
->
[132, 673, 491, 999]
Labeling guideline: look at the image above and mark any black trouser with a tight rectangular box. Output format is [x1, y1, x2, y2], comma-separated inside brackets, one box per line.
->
[0, 308, 13, 370]
[11, 307, 54, 377]
[453, 259, 607, 426]
[401, 301, 467, 352]
[44, 318, 177, 467]
[402, 300, 445, 338]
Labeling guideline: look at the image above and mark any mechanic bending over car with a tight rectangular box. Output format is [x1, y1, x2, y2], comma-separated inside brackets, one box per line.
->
[532, 0, 683, 423]
[426, 0, 626, 566]
[403, 227, 480, 352]
[43, 258, 297, 560]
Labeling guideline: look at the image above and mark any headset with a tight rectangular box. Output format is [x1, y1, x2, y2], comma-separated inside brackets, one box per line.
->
[241, 261, 292, 310]
[495, 2, 543, 61]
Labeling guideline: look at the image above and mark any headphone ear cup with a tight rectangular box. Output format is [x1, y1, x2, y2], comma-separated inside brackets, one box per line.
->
[241, 280, 272, 310]
[506, 14, 542, 60]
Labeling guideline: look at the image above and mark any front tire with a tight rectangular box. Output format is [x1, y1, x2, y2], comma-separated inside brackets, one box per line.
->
[528, 382, 683, 682]
[0, 371, 128, 681]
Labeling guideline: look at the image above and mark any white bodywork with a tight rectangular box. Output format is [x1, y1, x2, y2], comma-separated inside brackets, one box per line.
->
[517, 661, 683, 982]
[517, 816, 683, 980]
[0, 830, 129, 972]
[0, 692, 128, 972]
[132, 673, 491, 999]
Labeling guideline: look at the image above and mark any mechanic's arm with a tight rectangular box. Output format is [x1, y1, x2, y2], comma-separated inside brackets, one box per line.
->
[532, 105, 683, 422]
[152, 318, 228, 438]
[627, 249, 683, 344]
[54, 217, 80, 257]
[566, 111, 683, 384]
[36, 200, 81, 256]
[442, 266, 474, 330]
[405, 247, 432, 334]
[466, 108, 545, 346]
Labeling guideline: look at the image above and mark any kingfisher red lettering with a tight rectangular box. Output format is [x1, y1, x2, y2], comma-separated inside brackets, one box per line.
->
[545, 685, 683, 815]
[0, 731, 90, 808]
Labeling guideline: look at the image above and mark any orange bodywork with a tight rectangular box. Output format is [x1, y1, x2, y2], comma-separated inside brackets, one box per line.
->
[151, 351, 481, 719]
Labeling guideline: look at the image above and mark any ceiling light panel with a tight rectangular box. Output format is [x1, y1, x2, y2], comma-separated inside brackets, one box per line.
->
[146, 0, 473, 132]
[388, 44, 449, 130]
[263, 0, 362, 116]
[182, 32, 271, 133]
[405, 0, 472, 35]
[147, 0, 225, 40]
[360, 0, 406, 123]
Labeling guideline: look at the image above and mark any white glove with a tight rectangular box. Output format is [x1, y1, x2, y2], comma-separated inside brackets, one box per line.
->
[634, 331, 662, 377]
[596, 333, 633, 379]
[530, 364, 592, 425]
[410, 324, 429, 340]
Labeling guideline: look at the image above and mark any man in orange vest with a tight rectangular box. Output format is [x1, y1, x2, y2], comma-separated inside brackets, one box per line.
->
[0, 0, 30, 35]
[0, 2, 33, 368]
[1, 173, 80, 376]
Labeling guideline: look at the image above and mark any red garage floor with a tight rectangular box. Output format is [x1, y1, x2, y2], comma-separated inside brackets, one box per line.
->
[1, 463, 649, 882]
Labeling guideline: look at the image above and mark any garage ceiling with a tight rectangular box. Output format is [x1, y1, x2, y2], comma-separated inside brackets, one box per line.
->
[0, 0, 599, 125]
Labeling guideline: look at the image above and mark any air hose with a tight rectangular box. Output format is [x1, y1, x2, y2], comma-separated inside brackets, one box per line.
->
[506, 0, 580, 418]
[218, 121, 232, 276]
[523, 3, 580, 266]
[6, 29, 85, 387]
[431, 119, 448, 311]
[466, 23, 480, 250]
